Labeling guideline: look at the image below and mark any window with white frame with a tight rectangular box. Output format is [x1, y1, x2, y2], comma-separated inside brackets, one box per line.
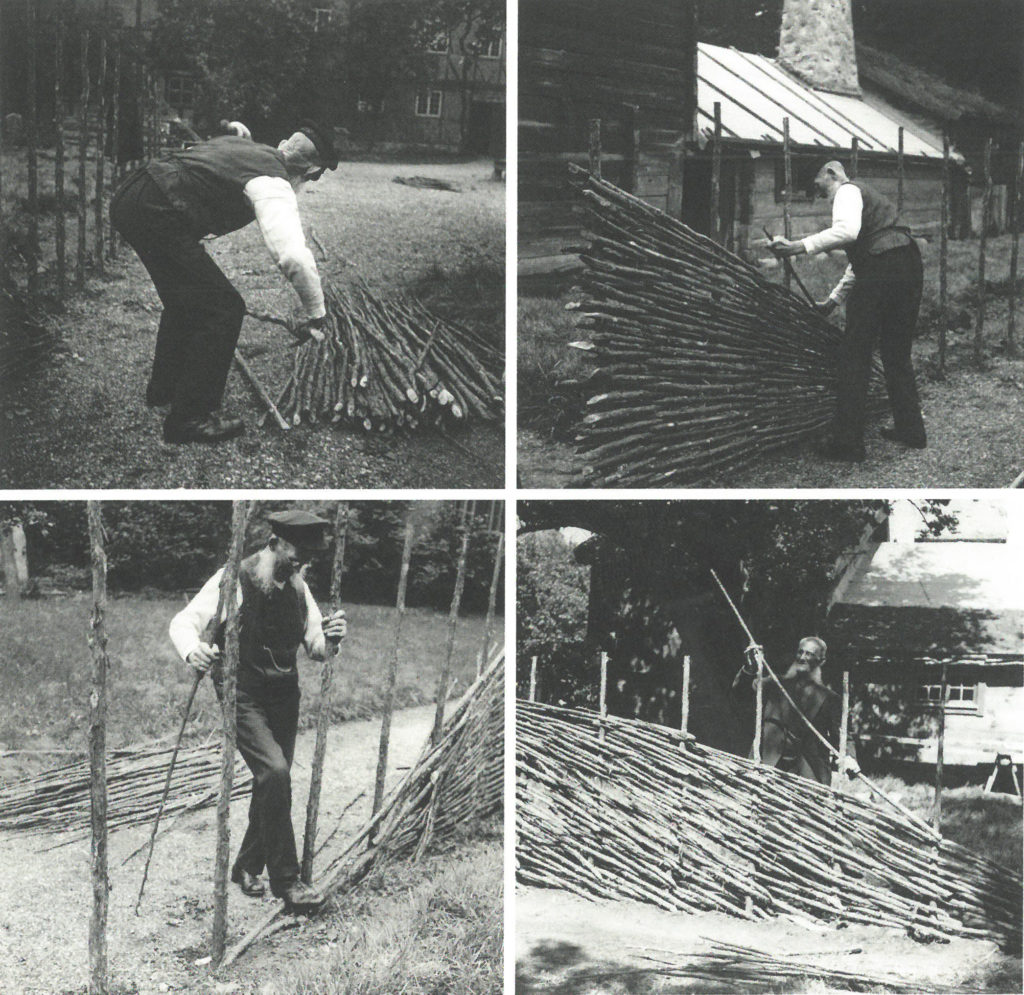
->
[480, 35, 502, 58]
[313, 8, 332, 31]
[415, 89, 443, 118]
[916, 681, 982, 714]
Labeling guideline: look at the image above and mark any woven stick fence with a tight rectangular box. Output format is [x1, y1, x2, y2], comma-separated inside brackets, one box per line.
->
[516, 701, 1021, 949]
[0, 742, 251, 841]
[221, 650, 503, 968]
[565, 165, 887, 487]
[268, 279, 503, 433]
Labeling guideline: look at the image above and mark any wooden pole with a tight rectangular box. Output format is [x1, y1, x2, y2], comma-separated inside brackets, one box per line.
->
[711, 101, 722, 244]
[94, 32, 107, 275]
[210, 500, 250, 968]
[477, 522, 503, 678]
[0, 0, 5, 283]
[77, 30, 90, 290]
[26, 0, 39, 297]
[934, 662, 947, 833]
[432, 501, 471, 746]
[529, 656, 537, 703]
[87, 502, 110, 995]
[54, 20, 66, 299]
[1007, 140, 1022, 357]
[838, 671, 850, 792]
[627, 103, 640, 194]
[782, 116, 791, 292]
[598, 651, 608, 743]
[975, 136, 992, 367]
[372, 508, 415, 817]
[680, 654, 690, 735]
[850, 135, 858, 179]
[108, 38, 120, 260]
[753, 652, 763, 764]
[588, 118, 601, 180]
[300, 500, 349, 885]
[897, 126, 905, 214]
[939, 131, 950, 376]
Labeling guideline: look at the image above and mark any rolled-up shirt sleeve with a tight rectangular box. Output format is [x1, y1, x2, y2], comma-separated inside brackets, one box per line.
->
[829, 264, 857, 305]
[802, 184, 862, 255]
[302, 582, 326, 659]
[244, 175, 326, 319]
[169, 568, 225, 661]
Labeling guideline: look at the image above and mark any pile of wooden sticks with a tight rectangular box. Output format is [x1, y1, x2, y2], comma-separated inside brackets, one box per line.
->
[0, 741, 251, 840]
[269, 279, 504, 432]
[516, 701, 1022, 948]
[566, 165, 887, 487]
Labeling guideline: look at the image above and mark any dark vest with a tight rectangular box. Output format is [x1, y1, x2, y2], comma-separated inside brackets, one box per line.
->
[145, 136, 290, 238]
[233, 555, 307, 689]
[843, 180, 912, 272]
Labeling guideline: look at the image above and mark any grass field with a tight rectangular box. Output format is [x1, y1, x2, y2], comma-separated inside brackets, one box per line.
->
[1, 151, 504, 488]
[0, 594, 503, 768]
[519, 233, 1024, 488]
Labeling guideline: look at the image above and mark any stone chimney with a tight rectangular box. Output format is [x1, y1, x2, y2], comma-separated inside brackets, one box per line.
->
[777, 0, 861, 96]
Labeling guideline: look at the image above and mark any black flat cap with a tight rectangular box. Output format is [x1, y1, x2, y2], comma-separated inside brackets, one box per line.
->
[267, 509, 331, 549]
[298, 119, 339, 170]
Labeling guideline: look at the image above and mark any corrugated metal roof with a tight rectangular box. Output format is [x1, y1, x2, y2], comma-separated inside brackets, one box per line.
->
[697, 43, 945, 158]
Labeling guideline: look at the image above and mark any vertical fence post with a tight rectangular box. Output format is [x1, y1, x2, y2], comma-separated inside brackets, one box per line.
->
[680, 654, 691, 735]
[975, 136, 992, 367]
[432, 501, 471, 746]
[87, 502, 110, 995]
[711, 101, 722, 244]
[77, 30, 91, 289]
[478, 521, 503, 678]
[782, 116, 792, 292]
[26, 0, 39, 297]
[1007, 140, 1022, 357]
[838, 671, 850, 793]
[528, 656, 537, 703]
[210, 499, 250, 969]
[300, 500, 349, 885]
[373, 508, 416, 818]
[939, 131, 950, 376]
[753, 652, 763, 764]
[897, 126, 905, 214]
[850, 135, 858, 179]
[934, 662, 947, 833]
[0, 0, 5, 282]
[588, 118, 601, 179]
[94, 32, 107, 275]
[626, 103, 640, 194]
[108, 39, 120, 260]
[598, 651, 608, 744]
[54, 20, 67, 300]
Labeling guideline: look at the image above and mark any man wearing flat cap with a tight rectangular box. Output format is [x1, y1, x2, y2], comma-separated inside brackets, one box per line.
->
[111, 121, 339, 444]
[769, 160, 926, 462]
[169, 509, 347, 911]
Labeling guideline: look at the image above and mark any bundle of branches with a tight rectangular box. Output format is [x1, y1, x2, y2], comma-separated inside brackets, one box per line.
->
[517, 701, 1022, 949]
[0, 284, 63, 385]
[222, 651, 504, 968]
[566, 164, 887, 487]
[272, 279, 503, 433]
[0, 741, 251, 840]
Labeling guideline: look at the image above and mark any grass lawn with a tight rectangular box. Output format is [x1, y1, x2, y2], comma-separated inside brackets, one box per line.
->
[0, 593, 503, 769]
[519, 233, 1024, 488]
[1, 152, 504, 488]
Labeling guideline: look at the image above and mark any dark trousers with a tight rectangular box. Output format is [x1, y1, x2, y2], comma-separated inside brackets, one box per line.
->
[832, 242, 926, 450]
[233, 682, 301, 895]
[109, 169, 244, 419]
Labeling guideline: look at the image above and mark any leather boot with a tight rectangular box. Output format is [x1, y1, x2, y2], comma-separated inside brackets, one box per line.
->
[163, 412, 244, 444]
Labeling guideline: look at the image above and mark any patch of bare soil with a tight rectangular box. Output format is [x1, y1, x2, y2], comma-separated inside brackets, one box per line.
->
[0, 705, 438, 994]
[515, 887, 1021, 994]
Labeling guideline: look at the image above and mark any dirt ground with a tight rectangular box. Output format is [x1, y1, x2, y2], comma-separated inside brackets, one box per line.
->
[0, 159, 504, 488]
[0, 703, 446, 994]
[515, 886, 1022, 994]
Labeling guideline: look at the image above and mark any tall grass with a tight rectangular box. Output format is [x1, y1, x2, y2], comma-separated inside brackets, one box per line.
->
[0, 595, 501, 755]
[265, 838, 502, 995]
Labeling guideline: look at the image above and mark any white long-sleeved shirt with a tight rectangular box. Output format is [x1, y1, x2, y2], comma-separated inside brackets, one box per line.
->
[243, 176, 326, 320]
[169, 557, 326, 664]
[800, 183, 861, 305]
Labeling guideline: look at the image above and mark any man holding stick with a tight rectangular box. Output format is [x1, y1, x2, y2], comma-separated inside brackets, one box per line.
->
[732, 636, 854, 785]
[169, 509, 347, 911]
[110, 122, 337, 443]
[769, 161, 927, 461]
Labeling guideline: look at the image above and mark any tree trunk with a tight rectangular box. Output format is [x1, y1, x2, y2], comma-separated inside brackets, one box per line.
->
[432, 502, 471, 745]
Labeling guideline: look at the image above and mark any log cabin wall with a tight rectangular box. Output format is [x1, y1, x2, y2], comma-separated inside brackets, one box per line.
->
[519, 0, 697, 275]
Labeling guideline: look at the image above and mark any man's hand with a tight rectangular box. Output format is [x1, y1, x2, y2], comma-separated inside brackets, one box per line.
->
[815, 298, 838, 316]
[187, 642, 220, 676]
[839, 756, 861, 778]
[295, 316, 326, 344]
[768, 236, 806, 258]
[743, 643, 766, 673]
[322, 609, 347, 646]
